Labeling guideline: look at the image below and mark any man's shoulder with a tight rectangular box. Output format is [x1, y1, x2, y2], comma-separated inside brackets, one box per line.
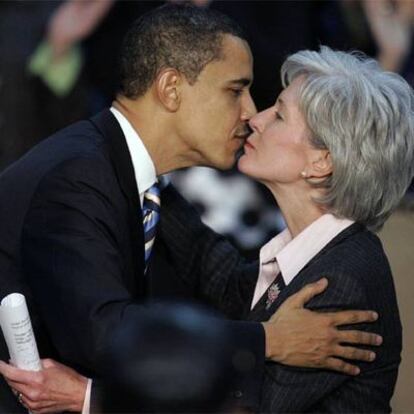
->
[29, 117, 108, 162]
[1, 116, 108, 176]
[0, 115, 118, 242]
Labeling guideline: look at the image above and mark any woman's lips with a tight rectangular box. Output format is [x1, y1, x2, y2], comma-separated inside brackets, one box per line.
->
[244, 140, 255, 150]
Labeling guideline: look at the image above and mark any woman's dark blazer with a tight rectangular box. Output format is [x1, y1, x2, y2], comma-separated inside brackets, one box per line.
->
[248, 223, 402, 413]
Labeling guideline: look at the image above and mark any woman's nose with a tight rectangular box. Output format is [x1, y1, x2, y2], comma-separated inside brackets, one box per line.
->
[249, 108, 269, 133]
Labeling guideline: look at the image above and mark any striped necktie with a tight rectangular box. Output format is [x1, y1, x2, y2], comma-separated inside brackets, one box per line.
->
[142, 182, 161, 265]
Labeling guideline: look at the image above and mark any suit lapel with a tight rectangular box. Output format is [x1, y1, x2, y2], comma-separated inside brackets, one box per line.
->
[89, 109, 146, 293]
[249, 223, 365, 321]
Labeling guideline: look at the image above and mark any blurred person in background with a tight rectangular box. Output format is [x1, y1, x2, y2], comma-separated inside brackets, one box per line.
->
[0, 1, 89, 171]
[316, 0, 414, 75]
[0, 0, 161, 172]
[99, 302, 241, 413]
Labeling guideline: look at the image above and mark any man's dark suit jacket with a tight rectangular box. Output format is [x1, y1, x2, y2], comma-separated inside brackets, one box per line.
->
[160, 192, 402, 413]
[0, 109, 263, 412]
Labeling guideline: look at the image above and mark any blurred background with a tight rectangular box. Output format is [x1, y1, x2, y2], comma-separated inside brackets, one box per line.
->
[0, 0, 413, 411]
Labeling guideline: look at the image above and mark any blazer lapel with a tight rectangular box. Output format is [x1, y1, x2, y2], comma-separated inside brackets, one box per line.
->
[249, 223, 365, 321]
[89, 109, 146, 293]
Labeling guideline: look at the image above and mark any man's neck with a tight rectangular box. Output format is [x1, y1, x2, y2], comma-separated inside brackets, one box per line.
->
[112, 96, 196, 175]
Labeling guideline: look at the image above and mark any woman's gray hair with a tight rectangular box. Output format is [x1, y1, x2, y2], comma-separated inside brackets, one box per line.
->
[281, 46, 414, 231]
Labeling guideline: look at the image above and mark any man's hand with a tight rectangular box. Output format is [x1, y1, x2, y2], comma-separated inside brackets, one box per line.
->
[262, 278, 382, 375]
[0, 359, 88, 414]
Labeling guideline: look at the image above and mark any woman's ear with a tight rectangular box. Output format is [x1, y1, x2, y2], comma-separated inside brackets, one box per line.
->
[154, 68, 181, 112]
[309, 150, 332, 179]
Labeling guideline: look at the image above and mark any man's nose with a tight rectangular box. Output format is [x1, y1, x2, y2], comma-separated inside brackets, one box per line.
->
[248, 112, 260, 133]
[241, 93, 257, 122]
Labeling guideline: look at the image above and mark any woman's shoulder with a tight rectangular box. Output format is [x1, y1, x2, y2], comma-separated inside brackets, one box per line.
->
[298, 224, 400, 330]
[298, 222, 402, 362]
[292, 223, 398, 313]
[307, 223, 391, 285]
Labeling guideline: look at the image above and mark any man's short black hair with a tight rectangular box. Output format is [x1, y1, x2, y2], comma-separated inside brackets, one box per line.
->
[119, 3, 246, 98]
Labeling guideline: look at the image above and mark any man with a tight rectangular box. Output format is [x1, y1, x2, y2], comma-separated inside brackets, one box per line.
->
[0, 4, 380, 413]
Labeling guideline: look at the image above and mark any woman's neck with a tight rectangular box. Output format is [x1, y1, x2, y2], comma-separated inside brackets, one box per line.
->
[267, 183, 324, 238]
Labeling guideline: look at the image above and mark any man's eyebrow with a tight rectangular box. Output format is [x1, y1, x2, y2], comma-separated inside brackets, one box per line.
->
[228, 78, 252, 87]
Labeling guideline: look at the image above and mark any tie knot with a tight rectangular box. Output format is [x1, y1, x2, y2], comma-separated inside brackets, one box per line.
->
[142, 182, 161, 266]
[144, 183, 161, 210]
[145, 182, 160, 197]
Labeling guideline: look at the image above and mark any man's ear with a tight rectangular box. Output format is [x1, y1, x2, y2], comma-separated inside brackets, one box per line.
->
[155, 68, 181, 112]
[309, 149, 332, 179]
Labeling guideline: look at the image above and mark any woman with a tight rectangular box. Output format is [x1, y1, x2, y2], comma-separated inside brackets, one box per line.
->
[235, 46, 413, 412]
[161, 45, 413, 412]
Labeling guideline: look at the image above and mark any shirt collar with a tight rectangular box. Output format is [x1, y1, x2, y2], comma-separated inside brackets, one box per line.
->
[110, 107, 156, 205]
[261, 214, 354, 286]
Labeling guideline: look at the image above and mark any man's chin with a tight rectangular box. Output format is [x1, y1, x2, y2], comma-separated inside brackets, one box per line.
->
[219, 146, 245, 171]
[206, 149, 243, 171]
[211, 154, 238, 171]
[219, 159, 237, 171]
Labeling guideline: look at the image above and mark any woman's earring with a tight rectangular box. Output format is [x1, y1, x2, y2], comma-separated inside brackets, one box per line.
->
[300, 171, 307, 178]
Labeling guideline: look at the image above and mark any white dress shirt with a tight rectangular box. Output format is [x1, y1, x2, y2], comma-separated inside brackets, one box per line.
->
[110, 107, 157, 205]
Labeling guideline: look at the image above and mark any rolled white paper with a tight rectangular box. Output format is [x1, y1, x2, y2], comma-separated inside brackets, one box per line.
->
[0, 293, 41, 371]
